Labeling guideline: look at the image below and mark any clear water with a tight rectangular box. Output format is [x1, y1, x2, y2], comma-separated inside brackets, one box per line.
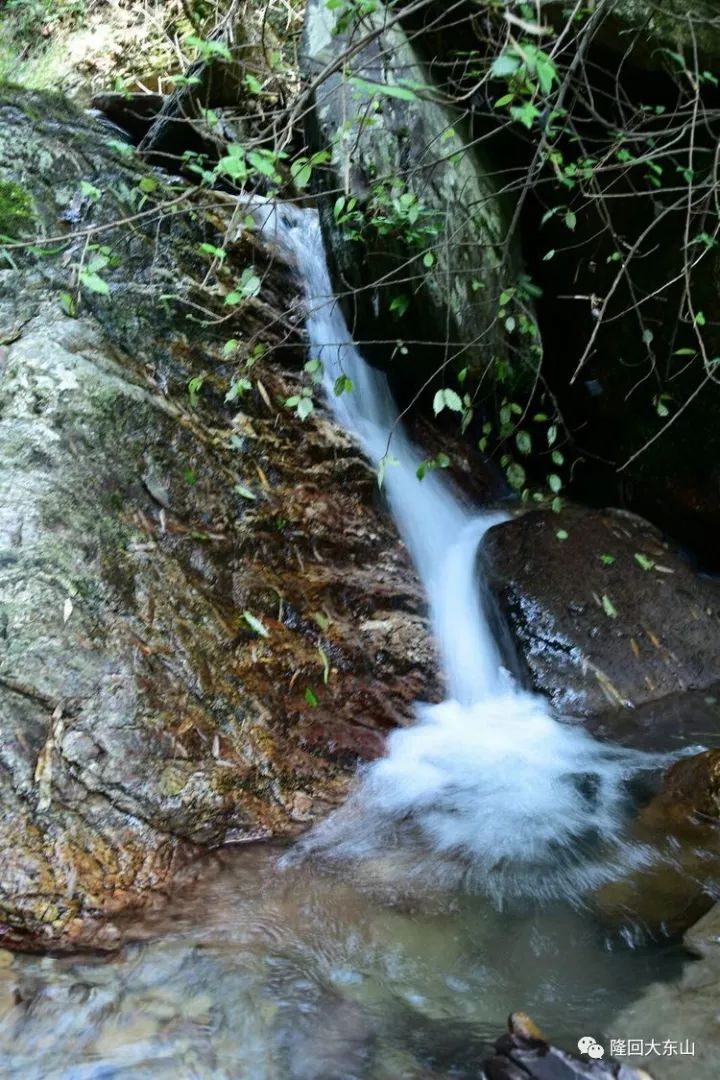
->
[0, 845, 687, 1079]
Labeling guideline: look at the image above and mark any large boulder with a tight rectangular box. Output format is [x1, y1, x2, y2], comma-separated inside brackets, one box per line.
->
[0, 88, 440, 949]
[301, 0, 534, 396]
[482, 505, 720, 716]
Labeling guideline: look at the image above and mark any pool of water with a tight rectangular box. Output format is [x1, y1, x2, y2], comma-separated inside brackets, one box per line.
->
[0, 843, 687, 1079]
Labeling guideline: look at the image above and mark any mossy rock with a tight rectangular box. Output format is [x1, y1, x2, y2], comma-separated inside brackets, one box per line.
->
[302, 0, 539, 400]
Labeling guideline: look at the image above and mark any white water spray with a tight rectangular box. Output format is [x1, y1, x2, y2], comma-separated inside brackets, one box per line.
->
[255, 202, 665, 899]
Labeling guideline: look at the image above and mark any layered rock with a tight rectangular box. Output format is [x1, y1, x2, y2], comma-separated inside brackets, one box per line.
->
[0, 88, 440, 949]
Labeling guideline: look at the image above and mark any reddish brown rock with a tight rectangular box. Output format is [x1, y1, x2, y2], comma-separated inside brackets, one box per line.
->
[0, 90, 440, 950]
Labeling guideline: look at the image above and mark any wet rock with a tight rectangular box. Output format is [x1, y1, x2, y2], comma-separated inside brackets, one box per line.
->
[611, 903, 720, 1078]
[594, 750, 720, 937]
[483, 1012, 651, 1079]
[586, 687, 720, 754]
[301, 0, 533, 393]
[0, 88, 440, 949]
[482, 505, 720, 716]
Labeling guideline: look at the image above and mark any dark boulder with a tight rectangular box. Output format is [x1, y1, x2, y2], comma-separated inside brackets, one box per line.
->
[482, 505, 720, 716]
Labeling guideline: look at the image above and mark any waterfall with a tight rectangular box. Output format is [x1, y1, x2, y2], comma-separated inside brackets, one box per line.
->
[253, 202, 665, 901]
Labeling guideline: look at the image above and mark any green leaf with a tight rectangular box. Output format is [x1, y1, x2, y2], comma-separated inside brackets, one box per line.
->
[248, 150, 281, 178]
[217, 155, 248, 181]
[185, 35, 232, 61]
[59, 291, 77, 317]
[599, 554, 615, 566]
[108, 138, 134, 158]
[80, 181, 102, 201]
[556, 529, 569, 541]
[79, 270, 110, 296]
[516, 430, 532, 455]
[304, 687, 318, 707]
[634, 552, 655, 571]
[297, 397, 314, 420]
[305, 357, 323, 376]
[200, 242, 226, 261]
[416, 452, 450, 480]
[601, 594, 618, 619]
[242, 610, 270, 638]
[506, 462, 526, 491]
[433, 388, 463, 415]
[187, 375, 205, 408]
[423, 250, 435, 268]
[491, 54, 521, 78]
[510, 103, 540, 129]
[312, 611, 330, 632]
[291, 158, 312, 189]
[389, 294, 410, 319]
[547, 473, 562, 493]
[234, 483, 256, 500]
[238, 268, 262, 299]
[564, 210, 577, 231]
[225, 378, 252, 402]
[334, 374, 353, 396]
[536, 57, 557, 95]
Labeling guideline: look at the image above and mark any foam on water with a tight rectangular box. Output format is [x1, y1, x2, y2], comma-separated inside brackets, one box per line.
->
[253, 201, 668, 899]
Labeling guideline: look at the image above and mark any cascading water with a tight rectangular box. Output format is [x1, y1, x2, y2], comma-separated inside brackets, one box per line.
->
[254, 201, 666, 901]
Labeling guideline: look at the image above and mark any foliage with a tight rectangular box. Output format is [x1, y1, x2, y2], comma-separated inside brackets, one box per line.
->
[0, 179, 34, 239]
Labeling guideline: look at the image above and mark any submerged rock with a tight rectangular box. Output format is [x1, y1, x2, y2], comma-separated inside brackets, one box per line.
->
[594, 749, 720, 937]
[0, 88, 440, 949]
[482, 505, 720, 716]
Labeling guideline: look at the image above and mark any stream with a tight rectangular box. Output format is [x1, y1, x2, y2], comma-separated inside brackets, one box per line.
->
[0, 205, 698, 1077]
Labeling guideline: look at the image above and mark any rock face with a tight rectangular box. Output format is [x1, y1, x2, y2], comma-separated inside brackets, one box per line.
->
[482, 505, 720, 716]
[611, 902, 720, 1079]
[0, 89, 440, 949]
[301, 0, 532, 392]
[608, 1, 720, 62]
